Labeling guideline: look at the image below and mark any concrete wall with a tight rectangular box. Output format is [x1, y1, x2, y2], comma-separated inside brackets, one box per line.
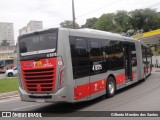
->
[152, 56, 160, 66]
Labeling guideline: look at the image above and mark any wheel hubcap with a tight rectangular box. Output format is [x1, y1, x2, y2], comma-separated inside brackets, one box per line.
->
[109, 81, 114, 94]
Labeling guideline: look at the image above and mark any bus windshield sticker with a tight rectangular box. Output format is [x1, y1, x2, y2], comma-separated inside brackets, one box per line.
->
[21, 49, 56, 56]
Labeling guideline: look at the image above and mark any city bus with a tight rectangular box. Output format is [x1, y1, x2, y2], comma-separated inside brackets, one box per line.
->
[17, 28, 152, 103]
[0, 58, 14, 73]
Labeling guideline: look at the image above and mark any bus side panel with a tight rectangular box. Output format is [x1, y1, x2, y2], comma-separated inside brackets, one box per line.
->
[56, 29, 74, 102]
[136, 41, 144, 81]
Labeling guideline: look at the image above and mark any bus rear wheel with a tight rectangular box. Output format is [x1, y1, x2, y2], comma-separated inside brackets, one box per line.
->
[106, 77, 116, 98]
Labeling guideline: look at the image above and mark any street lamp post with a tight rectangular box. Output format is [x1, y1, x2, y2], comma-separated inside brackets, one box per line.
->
[72, 0, 76, 29]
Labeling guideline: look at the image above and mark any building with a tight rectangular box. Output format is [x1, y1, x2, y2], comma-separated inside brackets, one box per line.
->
[19, 27, 27, 36]
[27, 21, 43, 33]
[19, 21, 43, 35]
[0, 46, 16, 58]
[0, 22, 14, 46]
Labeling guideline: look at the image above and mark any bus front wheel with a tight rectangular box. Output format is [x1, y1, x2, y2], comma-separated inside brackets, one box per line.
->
[106, 77, 116, 98]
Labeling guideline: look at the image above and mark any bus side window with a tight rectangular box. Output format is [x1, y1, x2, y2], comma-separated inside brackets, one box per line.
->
[130, 44, 137, 67]
[106, 41, 124, 70]
[89, 39, 104, 75]
[69, 36, 90, 79]
[101, 40, 110, 71]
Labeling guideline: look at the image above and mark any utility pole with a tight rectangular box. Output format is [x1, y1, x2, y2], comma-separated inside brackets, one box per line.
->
[72, 0, 76, 29]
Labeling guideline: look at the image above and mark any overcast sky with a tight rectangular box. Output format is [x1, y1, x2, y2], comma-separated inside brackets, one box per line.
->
[0, 0, 160, 40]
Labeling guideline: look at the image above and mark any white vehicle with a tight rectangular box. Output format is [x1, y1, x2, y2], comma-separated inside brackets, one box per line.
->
[5, 67, 18, 77]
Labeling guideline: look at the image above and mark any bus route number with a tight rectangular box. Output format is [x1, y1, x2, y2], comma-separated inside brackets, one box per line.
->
[47, 53, 57, 58]
[92, 64, 102, 71]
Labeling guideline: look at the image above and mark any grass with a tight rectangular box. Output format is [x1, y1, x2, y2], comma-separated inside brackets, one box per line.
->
[0, 77, 18, 93]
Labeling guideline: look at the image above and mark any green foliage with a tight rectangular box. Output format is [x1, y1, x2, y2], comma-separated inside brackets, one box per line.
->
[115, 10, 132, 33]
[81, 17, 97, 29]
[60, 20, 79, 29]
[129, 8, 160, 33]
[1, 40, 10, 46]
[81, 8, 160, 35]
[0, 77, 18, 93]
[95, 13, 121, 32]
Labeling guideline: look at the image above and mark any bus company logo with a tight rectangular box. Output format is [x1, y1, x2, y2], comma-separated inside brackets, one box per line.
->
[24, 62, 33, 67]
[94, 84, 98, 91]
[2, 112, 11, 117]
[32, 61, 43, 68]
[43, 59, 53, 67]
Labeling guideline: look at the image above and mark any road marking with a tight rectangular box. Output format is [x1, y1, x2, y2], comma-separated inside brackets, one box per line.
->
[13, 103, 41, 110]
[0, 97, 19, 103]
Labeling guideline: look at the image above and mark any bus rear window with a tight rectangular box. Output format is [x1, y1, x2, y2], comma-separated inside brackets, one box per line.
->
[19, 31, 57, 56]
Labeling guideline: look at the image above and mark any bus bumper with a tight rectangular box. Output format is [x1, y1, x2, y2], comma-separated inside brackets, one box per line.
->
[19, 86, 70, 103]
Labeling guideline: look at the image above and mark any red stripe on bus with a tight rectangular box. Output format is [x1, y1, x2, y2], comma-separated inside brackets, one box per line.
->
[115, 71, 136, 84]
[115, 74, 126, 85]
[74, 83, 90, 100]
[74, 72, 136, 101]
[132, 71, 135, 80]
[90, 80, 106, 94]
[74, 79, 106, 100]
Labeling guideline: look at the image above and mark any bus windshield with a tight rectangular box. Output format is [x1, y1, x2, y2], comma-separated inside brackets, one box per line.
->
[19, 30, 57, 56]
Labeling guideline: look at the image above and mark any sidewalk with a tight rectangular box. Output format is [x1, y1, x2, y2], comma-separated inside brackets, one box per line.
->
[152, 67, 160, 72]
[0, 91, 19, 100]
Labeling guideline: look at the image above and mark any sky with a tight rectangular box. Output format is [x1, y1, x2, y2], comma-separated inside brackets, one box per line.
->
[0, 0, 160, 41]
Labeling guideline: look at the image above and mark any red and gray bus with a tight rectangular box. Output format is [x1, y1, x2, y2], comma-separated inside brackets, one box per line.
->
[17, 28, 152, 103]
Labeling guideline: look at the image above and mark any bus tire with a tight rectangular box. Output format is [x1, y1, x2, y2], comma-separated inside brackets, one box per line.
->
[8, 72, 13, 77]
[142, 78, 146, 82]
[106, 77, 116, 98]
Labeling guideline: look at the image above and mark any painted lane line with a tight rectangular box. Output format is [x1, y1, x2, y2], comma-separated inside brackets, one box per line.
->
[13, 103, 41, 110]
[0, 97, 20, 103]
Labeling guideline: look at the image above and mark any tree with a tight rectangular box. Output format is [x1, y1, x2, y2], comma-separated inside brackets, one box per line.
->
[115, 10, 132, 33]
[95, 13, 122, 33]
[60, 20, 79, 29]
[81, 17, 98, 29]
[81, 8, 160, 35]
[129, 8, 160, 34]
[0, 40, 10, 46]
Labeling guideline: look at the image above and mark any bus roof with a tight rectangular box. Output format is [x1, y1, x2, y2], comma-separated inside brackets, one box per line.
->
[18, 27, 137, 43]
[68, 28, 137, 43]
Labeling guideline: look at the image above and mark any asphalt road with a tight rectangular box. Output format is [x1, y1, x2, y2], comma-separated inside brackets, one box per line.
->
[0, 71, 160, 120]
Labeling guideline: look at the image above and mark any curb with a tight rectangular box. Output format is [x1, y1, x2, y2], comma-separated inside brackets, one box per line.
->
[153, 68, 160, 72]
[0, 91, 19, 100]
[155, 68, 160, 72]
